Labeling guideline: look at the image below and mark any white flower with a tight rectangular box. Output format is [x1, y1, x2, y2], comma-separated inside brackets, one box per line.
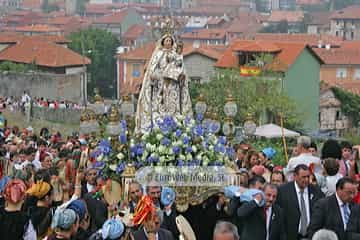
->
[151, 153, 158, 158]
[192, 146, 197, 153]
[179, 154, 186, 160]
[109, 164, 117, 171]
[186, 153, 192, 161]
[158, 145, 166, 154]
[117, 153, 125, 160]
[160, 156, 166, 163]
[146, 143, 152, 151]
[156, 133, 163, 141]
[97, 153, 104, 162]
[209, 145, 214, 151]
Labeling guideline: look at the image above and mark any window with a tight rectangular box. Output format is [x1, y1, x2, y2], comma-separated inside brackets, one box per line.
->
[336, 31, 339, 36]
[336, 110, 342, 120]
[132, 64, 141, 77]
[336, 20, 339, 25]
[336, 68, 347, 79]
[351, 32, 355, 40]
[354, 69, 360, 80]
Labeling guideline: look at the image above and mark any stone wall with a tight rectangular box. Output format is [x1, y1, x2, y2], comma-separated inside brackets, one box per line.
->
[0, 72, 82, 103]
[31, 106, 81, 124]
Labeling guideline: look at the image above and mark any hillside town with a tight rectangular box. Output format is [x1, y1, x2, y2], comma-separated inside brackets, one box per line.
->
[1, 0, 360, 240]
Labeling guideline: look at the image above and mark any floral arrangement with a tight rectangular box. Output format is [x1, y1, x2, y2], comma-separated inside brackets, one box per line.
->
[91, 115, 235, 178]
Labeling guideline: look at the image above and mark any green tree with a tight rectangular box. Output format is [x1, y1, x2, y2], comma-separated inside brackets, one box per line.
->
[190, 68, 303, 131]
[68, 28, 120, 98]
[332, 87, 360, 127]
[0, 61, 34, 73]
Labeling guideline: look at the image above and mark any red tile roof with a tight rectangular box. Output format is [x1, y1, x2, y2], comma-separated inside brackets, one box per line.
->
[117, 42, 224, 61]
[94, 10, 129, 24]
[118, 42, 156, 60]
[181, 29, 226, 40]
[215, 40, 316, 72]
[20, 0, 42, 9]
[268, 11, 304, 23]
[0, 38, 90, 67]
[226, 19, 263, 34]
[308, 11, 333, 25]
[340, 41, 360, 49]
[233, 41, 281, 52]
[249, 33, 343, 47]
[0, 32, 70, 44]
[314, 48, 360, 65]
[47, 16, 78, 25]
[331, 6, 360, 20]
[122, 24, 147, 40]
[10, 24, 63, 33]
[182, 44, 225, 60]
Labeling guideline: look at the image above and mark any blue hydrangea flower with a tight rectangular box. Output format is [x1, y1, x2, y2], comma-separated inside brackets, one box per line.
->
[175, 129, 182, 138]
[121, 119, 127, 131]
[161, 137, 171, 146]
[116, 162, 126, 174]
[93, 161, 105, 169]
[172, 146, 181, 155]
[183, 136, 190, 145]
[196, 113, 204, 122]
[185, 146, 193, 153]
[119, 134, 127, 144]
[218, 136, 227, 145]
[177, 160, 184, 166]
[193, 124, 204, 136]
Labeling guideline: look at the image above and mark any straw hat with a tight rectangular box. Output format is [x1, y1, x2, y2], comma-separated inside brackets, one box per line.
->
[176, 215, 196, 240]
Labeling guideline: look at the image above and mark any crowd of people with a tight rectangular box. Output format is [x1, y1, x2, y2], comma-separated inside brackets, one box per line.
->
[0, 93, 82, 115]
[1, 107, 360, 240]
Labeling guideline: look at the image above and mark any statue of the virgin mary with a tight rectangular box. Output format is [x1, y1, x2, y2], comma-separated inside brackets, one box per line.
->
[135, 22, 192, 133]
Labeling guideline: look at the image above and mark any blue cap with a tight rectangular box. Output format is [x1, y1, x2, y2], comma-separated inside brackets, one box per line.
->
[262, 147, 276, 160]
[161, 187, 176, 207]
[224, 185, 241, 199]
[102, 219, 125, 240]
[68, 200, 86, 221]
[240, 189, 266, 207]
[51, 208, 77, 230]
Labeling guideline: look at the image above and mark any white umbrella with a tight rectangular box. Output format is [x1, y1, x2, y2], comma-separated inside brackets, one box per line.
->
[254, 123, 300, 139]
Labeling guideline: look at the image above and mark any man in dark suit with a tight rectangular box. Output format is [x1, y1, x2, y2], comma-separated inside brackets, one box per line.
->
[132, 209, 174, 240]
[128, 181, 143, 213]
[237, 183, 286, 240]
[147, 185, 178, 239]
[276, 164, 324, 240]
[308, 177, 357, 240]
[347, 204, 360, 240]
[228, 175, 266, 236]
[80, 167, 97, 198]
